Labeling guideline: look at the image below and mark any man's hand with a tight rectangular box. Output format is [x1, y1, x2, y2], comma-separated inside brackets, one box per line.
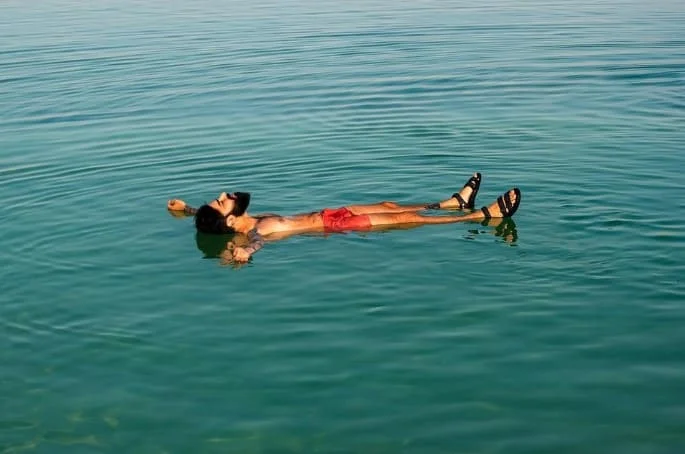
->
[167, 199, 187, 211]
[232, 247, 252, 263]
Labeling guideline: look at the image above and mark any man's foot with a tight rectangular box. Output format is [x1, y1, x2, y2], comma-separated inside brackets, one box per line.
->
[479, 188, 521, 219]
[440, 172, 482, 209]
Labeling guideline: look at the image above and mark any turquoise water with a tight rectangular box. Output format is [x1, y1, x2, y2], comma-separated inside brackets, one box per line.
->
[2, 0, 685, 452]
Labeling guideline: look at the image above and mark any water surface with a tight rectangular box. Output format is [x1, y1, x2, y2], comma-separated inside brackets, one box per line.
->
[1, 0, 685, 452]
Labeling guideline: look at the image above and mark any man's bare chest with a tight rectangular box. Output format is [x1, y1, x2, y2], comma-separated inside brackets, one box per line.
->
[257, 212, 323, 235]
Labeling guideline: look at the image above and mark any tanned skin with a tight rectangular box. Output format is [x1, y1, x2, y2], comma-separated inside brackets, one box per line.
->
[168, 173, 521, 263]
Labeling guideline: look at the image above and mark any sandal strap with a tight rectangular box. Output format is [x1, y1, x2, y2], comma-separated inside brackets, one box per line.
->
[458, 174, 481, 207]
[465, 176, 479, 190]
[425, 202, 441, 210]
[481, 206, 492, 219]
[495, 191, 519, 217]
[497, 195, 508, 216]
[504, 194, 514, 213]
[451, 192, 467, 209]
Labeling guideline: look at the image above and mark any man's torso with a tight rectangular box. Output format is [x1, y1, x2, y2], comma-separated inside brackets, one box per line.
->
[254, 206, 373, 236]
[255, 211, 324, 236]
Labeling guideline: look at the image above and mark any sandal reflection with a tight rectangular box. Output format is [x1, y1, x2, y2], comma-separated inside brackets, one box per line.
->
[466, 217, 518, 245]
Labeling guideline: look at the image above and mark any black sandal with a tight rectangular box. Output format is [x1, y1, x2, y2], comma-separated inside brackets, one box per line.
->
[481, 188, 521, 219]
[451, 172, 481, 209]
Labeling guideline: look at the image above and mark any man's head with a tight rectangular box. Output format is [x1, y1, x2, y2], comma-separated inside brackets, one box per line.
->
[194, 191, 251, 234]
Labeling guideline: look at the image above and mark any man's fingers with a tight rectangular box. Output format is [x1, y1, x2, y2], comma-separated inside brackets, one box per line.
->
[167, 199, 187, 211]
[232, 248, 251, 262]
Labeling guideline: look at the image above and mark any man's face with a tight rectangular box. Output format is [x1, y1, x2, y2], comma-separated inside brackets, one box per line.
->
[208, 192, 237, 217]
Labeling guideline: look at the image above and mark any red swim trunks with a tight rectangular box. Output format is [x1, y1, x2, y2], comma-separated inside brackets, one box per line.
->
[321, 207, 372, 231]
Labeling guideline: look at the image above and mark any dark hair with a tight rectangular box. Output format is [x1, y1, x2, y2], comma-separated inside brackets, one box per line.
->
[194, 205, 235, 234]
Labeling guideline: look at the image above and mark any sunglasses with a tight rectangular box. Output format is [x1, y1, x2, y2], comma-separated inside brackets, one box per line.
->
[215, 192, 237, 204]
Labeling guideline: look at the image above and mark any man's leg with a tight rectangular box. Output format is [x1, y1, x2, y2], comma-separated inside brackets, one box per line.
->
[347, 173, 482, 215]
[364, 189, 520, 227]
[347, 201, 430, 215]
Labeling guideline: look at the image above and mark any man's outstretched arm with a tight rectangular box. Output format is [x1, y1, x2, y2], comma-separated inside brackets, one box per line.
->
[167, 199, 197, 216]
